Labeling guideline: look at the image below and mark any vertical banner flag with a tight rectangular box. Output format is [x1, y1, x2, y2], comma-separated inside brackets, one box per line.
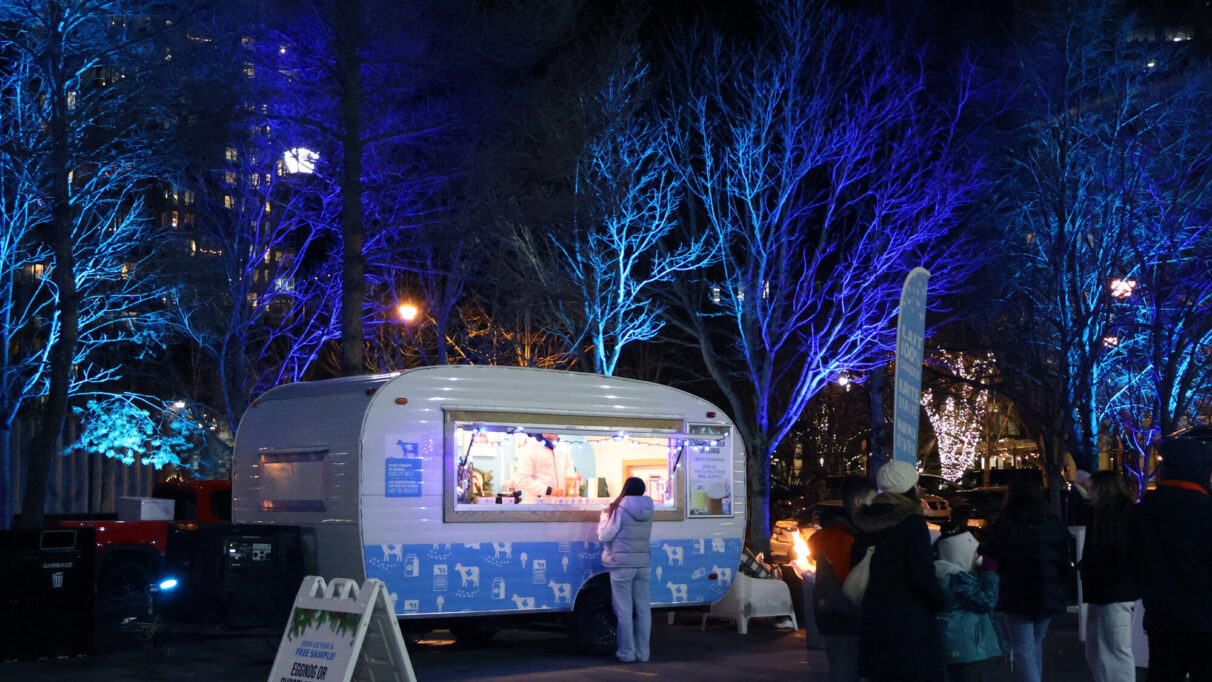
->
[892, 267, 930, 465]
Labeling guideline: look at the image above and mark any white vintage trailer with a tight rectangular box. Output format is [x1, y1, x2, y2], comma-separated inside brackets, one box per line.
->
[232, 366, 745, 650]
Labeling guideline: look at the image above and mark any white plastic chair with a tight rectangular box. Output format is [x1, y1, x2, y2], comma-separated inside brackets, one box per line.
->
[701, 574, 799, 634]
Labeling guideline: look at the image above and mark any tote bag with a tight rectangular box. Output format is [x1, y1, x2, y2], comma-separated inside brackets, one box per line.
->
[841, 545, 875, 606]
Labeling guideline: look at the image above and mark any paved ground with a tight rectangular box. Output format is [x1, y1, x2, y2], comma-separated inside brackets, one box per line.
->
[2, 608, 1133, 681]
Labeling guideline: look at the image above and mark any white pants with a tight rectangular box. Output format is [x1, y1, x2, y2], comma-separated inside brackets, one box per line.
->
[609, 566, 652, 662]
[1085, 602, 1136, 682]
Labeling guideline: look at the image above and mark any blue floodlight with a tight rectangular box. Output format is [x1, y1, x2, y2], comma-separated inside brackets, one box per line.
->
[158, 578, 179, 591]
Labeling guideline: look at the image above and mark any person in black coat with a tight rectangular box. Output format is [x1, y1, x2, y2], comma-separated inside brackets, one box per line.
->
[851, 461, 945, 682]
[980, 469, 1075, 682]
[1133, 435, 1212, 681]
[1080, 471, 1140, 682]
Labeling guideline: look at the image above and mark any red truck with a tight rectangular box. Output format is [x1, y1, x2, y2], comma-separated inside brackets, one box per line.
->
[57, 479, 232, 598]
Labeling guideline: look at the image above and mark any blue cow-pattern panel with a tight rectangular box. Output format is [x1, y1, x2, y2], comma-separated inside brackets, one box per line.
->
[364, 536, 743, 617]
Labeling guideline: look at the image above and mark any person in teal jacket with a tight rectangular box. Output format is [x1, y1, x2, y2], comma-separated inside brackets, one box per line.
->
[935, 529, 1003, 682]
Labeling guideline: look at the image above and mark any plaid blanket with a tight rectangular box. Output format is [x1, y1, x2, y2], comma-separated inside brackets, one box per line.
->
[738, 547, 779, 579]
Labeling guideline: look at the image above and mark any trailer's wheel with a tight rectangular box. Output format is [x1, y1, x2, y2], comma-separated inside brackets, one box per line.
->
[570, 579, 616, 655]
[101, 561, 151, 599]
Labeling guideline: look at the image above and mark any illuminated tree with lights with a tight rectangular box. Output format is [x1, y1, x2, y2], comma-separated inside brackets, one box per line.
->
[0, 1, 190, 527]
[992, 0, 1212, 495]
[164, 135, 344, 433]
[921, 352, 994, 481]
[1096, 67, 1212, 494]
[662, 3, 980, 548]
[555, 50, 717, 376]
[69, 396, 228, 476]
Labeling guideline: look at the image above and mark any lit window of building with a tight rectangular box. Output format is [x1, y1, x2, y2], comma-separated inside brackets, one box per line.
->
[224, 195, 234, 209]
[283, 148, 319, 174]
[226, 147, 238, 162]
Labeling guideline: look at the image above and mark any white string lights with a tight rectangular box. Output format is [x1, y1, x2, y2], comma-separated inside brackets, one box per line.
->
[921, 352, 994, 481]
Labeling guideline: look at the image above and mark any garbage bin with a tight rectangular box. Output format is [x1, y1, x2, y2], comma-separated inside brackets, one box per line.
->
[787, 564, 825, 650]
[0, 528, 96, 660]
[161, 523, 303, 627]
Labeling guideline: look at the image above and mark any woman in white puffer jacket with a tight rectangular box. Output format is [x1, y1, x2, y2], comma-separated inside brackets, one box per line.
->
[598, 476, 655, 663]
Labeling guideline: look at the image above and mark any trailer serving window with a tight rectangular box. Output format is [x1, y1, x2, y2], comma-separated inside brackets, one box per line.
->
[443, 410, 730, 523]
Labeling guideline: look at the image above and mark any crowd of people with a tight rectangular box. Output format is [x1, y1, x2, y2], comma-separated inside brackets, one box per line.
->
[594, 435, 1211, 680]
[806, 434, 1212, 682]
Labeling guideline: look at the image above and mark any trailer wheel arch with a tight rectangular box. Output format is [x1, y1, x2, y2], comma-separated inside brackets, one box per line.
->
[569, 572, 616, 655]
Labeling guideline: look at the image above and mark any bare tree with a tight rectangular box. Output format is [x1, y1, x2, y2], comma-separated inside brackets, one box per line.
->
[1, 1, 182, 527]
[662, 3, 980, 549]
[555, 49, 716, 375]
[992, 0, 1211, 498]
[1098, 64, 1212, 493]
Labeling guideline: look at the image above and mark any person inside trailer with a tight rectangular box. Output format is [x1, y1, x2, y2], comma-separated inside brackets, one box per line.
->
[514, 432, 578, 500]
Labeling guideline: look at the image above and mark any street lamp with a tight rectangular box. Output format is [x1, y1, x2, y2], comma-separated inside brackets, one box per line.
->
[397, 302, 419, 323]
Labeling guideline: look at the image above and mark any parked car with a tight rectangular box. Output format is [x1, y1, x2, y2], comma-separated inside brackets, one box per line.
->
[960, 468, 1044, 489]
[919, 492, 952, 523]
[917, 473, 968, 498]
[949, 486, 1008, 529]
[769, 500, 844, 562]
[770, 489, 951, 563]
[769, 483, 818, 531]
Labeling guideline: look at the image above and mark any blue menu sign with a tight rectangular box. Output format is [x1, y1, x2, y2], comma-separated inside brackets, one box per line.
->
[387, 442, 422, 497]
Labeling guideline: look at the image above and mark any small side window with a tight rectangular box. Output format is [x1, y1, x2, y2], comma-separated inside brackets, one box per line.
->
[258, 450, 328, 512]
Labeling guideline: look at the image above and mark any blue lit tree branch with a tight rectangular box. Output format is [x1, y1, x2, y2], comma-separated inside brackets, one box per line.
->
[662, 3, 980, 547]
[164, 134, 342, 434]
[68, 395, 226, 475]
[555, 51, 717, 376]
[1096, 65, 1212, 493]
[992, 0, 1204, 486]
[248, 0, 465, 376]
[1, 0, 186, 527]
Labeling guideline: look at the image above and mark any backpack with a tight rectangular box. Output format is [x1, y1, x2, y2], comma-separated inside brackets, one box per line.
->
[841, 545, 875, 606]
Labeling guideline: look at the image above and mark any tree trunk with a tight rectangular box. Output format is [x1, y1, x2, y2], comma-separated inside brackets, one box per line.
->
[867, 364, 889, 479]
[337, 0, 365, 377]
[744, 434, 772, 554]
[21, 32, 76, 529]
[0, 422, 11, 529]
[1042, 435, 1064, 515]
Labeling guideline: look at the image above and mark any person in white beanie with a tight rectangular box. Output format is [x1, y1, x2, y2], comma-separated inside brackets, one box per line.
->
[850, 461, 945, 681]
[935, 529, 1003, 682]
